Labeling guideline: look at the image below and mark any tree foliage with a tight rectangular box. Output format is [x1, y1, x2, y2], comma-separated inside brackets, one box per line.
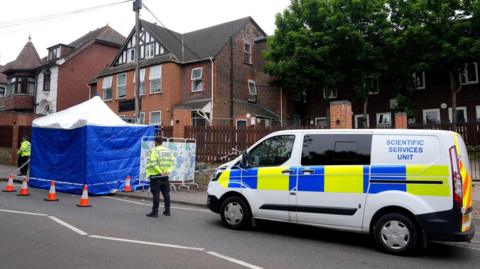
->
[265, 0, 480, 120]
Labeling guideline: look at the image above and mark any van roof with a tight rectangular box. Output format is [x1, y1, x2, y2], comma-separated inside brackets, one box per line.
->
[269, 129, 458, 136]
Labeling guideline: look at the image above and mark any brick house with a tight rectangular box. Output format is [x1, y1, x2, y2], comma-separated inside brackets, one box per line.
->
[35, 25, 125, 115]
[92, 17, 282, 130]
[0, 65, 6, 98]
[0, 26, 124, 165]
[287, 64, 480, 128]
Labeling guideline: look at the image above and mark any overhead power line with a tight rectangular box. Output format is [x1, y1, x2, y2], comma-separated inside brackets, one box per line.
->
[0, 0, 133, 30]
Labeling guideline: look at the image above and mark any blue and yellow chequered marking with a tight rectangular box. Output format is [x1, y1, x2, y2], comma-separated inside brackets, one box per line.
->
[219, 164, 450, 196]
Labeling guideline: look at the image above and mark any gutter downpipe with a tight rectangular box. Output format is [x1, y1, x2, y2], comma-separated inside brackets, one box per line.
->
[280, 87, 283, 127]
[210, 57, 214, 126]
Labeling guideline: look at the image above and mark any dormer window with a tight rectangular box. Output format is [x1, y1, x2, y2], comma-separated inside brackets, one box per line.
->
[48, 47, 60, 61]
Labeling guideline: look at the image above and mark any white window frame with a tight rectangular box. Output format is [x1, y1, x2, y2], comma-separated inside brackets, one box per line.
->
[149, 111, 161, 125]
[191, 67, 203, 92]
[244, 41, 253, 65]
[133, 68, 146, 96]
[323, 88, 337, 99]
[448, 106, 468, 123]
[101, 76, 113, 101]
[315, 117, 327, 128]
[116, 73, 127, 100]
[412, 72, 426, 90]
[248, 80, 257, 95]
[354, 114, 370, 128]
[459, 62, 479, 85]
[145, 43, 155, 59]
[422, 108, 441, 124]
[476, 105, 480, 122]
[376, 112, 392, 127]
[127, 49, 135, 63]
[149, 65, 162, 94]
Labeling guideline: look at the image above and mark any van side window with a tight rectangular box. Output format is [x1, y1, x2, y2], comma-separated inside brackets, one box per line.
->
[248, 135, 295, 167]
[302, 134, 372, 165]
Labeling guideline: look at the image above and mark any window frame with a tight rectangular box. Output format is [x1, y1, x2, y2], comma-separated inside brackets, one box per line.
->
[448, 106, 468, 123]
[102, 76, 113, 101]
[149, 110, 162, 125]
[376, 112, 392, 127]
[191, 67, 203, 92]
[43, 70, 51, 92]
[247, 135, 296, 168]
[248, 80, 257, 102]
[0, 86, 5, 97]
[354, 114, 370, 128]
[145, 43, 155, 59]
[243, 41, 253, 65]
[116, 73, 127, 100]
[412, 71, 426, 90]
[149, 65, 162, 94]
[315, 117, 327, 128]
[236, 119, 247, 129]
[422, 108, 441, 124]
[323, 88, 337, 99]
[460, 62, 479, 85]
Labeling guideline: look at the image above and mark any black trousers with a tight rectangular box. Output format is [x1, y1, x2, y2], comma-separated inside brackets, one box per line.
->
[17, 156, 29, 176]
[150, 176, 170, 214]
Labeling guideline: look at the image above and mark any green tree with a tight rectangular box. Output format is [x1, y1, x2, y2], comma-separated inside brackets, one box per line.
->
[265, 0, 392, 127]
[388, 0, 480, 124]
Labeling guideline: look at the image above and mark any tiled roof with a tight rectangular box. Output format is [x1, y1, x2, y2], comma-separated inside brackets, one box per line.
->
[142, 17, 264, 62]
[69, 25, 125, 49]
[174, 99, 211, 110]
[3, 41, 42, 72]
[0, 65, 7, 84]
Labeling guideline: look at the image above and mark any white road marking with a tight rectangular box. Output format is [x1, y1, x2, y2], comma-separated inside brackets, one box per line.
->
[48, 216, 88, 236]
[0, 209, 47, 216]
[89, 235, 204, 251]
[104, 196, 210, 212]
[206, 251, 263, 269]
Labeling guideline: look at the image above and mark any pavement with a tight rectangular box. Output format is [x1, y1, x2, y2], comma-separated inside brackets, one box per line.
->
[1, 163, 479, 222]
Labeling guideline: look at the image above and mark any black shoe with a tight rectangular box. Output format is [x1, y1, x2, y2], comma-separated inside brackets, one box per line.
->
[146, 212, 158, 218]
[163, 211, 170, 216]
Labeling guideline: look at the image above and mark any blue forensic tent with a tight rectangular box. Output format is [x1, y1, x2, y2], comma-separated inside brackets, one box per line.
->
[29, 96, 154, 195]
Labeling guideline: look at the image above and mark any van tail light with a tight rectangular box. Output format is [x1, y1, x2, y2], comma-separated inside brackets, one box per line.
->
[449, 146, 463, 207]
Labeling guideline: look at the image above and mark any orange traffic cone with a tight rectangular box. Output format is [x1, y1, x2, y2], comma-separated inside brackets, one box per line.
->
[44, 180, 59, 201]
[2, 175, 16, 192]
[17, 177, 30, 196]
[76, 185, 92, 207]
[124, 175, 132, 192]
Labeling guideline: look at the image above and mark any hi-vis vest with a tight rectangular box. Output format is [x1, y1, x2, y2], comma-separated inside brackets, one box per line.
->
[17, 141, 31, 157]
[146, 145, 174, 178]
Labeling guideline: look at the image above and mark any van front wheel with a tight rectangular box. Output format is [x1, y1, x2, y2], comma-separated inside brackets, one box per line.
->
[373, 213, 419, 255]
[220, 196, 251, 229]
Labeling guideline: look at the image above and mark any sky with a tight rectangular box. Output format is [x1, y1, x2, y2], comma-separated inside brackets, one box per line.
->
[0, 0, 291, 65]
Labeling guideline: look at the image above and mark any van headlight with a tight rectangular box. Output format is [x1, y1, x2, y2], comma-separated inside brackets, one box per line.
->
[210, 167, 225, 182]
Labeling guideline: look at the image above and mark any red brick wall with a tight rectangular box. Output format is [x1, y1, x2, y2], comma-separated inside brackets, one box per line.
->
[213, 21, 279, 126]
[0, 111, 37, 164]
[98, 62, 183, 125]
[57, 42, 119, 111]
[330, 100, 352, 129]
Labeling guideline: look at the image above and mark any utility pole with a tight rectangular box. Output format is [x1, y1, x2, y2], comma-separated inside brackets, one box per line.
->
[133, 0, 142, 123]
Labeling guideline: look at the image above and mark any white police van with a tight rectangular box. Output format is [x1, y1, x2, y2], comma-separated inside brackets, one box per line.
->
[207, 129, 474, 254]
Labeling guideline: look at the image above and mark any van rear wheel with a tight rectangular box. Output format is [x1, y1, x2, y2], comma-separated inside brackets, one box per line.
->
[373, 213, 419, 255]
[220, 196, 251, 229]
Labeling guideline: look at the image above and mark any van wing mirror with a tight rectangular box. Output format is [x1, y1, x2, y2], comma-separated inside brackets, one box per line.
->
[239, 152, 249, 168]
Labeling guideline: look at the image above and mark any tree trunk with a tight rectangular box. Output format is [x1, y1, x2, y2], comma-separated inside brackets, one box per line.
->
[363, 98, 368, 128]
